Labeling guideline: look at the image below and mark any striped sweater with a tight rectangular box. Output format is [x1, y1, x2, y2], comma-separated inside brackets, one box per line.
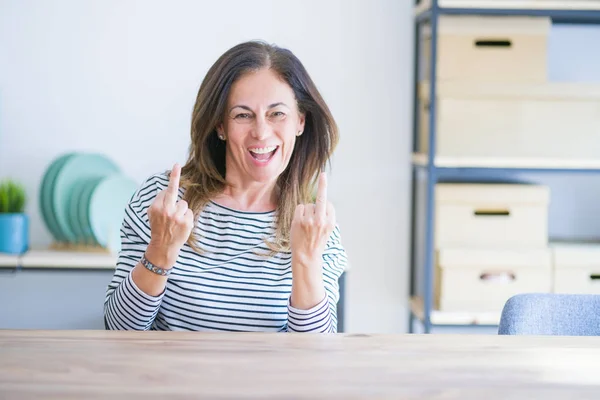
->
[104, 173, 348, 332]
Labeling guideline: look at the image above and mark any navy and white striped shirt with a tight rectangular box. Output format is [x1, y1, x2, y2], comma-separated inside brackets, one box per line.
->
[104, 173, 348, 332]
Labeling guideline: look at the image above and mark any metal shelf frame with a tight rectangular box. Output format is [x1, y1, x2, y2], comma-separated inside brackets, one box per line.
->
[416, 7, 600, 24]
[409, 0, 600, 333]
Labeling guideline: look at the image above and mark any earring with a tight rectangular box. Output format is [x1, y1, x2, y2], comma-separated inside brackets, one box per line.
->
[297, 131, 303, 136]
[218, 133, 226, 140]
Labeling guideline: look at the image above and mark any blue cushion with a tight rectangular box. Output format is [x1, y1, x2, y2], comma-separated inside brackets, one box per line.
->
[498, 293, 600, 336]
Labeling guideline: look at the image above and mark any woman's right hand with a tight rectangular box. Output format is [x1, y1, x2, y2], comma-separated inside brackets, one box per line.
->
[146, 163, 195, 267]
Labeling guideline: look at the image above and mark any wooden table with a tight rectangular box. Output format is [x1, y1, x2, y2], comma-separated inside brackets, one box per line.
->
[2, 330, 600, 399]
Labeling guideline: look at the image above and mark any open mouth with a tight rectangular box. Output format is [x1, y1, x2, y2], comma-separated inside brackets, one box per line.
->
[249, 146, 278, 162]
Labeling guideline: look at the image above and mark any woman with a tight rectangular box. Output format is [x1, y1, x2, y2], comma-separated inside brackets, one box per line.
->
[104, 40, 348, 332]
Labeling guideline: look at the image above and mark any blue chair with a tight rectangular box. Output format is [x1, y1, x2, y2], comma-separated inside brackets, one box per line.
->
[498, 293, 600, 336]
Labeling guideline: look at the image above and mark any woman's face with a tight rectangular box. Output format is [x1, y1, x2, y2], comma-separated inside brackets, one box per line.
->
[218, 68, 305, 186]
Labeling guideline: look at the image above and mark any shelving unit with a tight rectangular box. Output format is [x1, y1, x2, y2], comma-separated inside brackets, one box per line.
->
[409, 0, 600, 333]
[0, 248, 348, 332]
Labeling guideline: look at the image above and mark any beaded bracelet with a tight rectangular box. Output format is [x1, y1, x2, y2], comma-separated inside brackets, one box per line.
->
[140, 254, 173, 276]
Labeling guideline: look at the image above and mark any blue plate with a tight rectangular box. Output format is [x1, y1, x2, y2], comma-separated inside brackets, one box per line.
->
[88, 175, 138, 252]
[80, 177, 105, 246]
[68, 177, 103, 245]
[39, 153, 76, 242]
[52, 153, 121, 243]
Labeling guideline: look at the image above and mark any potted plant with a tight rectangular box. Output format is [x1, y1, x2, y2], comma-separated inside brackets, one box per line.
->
[0, 179, 28, 254]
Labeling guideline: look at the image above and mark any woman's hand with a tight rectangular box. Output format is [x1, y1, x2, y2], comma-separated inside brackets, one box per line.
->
[290, 172, 336, 265]
[289, 172, 334, 309]
[146, 163, 195, 267]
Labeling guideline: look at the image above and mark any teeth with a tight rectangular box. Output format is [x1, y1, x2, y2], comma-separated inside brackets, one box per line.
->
[249, 146, 277, 154]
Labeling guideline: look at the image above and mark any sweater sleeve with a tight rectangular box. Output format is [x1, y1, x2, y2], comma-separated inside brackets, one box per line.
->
[287, 224, 348, 333]
[104, 174, 166, 330]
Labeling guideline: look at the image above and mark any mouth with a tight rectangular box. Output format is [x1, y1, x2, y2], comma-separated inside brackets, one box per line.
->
[248, 145, 279, 163]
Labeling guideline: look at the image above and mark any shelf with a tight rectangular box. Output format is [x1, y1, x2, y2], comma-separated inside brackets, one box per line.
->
[410, 296, 501, 326]
[416, 0, 600, 21]
[0, 254, 19, 268]
[0, 249, 117, 270]
[419, 0, 600, 10]
[412, 153, 600, 174]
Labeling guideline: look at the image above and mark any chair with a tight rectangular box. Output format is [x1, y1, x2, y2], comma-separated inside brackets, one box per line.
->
[498, 293, 600, 336]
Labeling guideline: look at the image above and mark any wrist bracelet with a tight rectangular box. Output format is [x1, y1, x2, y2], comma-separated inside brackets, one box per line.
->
[140, 253, 173, 276]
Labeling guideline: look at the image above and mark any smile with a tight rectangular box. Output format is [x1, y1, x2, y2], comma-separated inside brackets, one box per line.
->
[248, 146, 279, 163]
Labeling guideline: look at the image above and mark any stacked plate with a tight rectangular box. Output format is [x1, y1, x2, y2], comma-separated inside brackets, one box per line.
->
[39, 152, 138, 253]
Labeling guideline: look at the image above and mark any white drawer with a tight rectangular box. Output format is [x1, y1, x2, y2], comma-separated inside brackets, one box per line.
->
[435, 183, 550, 249]
[434, 248, 552, 312]
[422, 15, 550, 83]
[419, 82, 600, 162]
[552, 243, 600, 294]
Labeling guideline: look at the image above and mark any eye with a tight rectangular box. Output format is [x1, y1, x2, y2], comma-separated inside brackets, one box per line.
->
[234, 113, 252, 120]
[270, 111, 286, 119]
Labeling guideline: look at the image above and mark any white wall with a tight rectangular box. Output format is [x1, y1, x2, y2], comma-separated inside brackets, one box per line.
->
[0, 0, 413, 333]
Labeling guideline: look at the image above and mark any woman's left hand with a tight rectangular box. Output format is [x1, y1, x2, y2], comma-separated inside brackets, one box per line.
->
[290, 172, 335, 267]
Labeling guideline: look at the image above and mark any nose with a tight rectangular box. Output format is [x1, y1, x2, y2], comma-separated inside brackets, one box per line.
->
[251, 115, 272, 140]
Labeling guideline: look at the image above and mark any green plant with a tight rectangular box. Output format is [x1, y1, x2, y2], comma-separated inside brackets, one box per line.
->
[0, 179, 26, 213]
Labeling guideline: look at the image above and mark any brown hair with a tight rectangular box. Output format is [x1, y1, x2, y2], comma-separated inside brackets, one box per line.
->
[180, 40, 338, 253]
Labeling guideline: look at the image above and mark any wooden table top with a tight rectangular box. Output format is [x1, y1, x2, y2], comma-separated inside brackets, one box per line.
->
[2, 330, 600, 399]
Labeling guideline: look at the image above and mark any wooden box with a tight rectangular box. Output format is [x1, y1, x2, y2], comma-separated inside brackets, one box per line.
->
[552, 243, 600, 294]
[419, 82, 600, 163]
[435, 183, 550, 249]
[434, 248, 552, 312]
[422, 15, 550, 83]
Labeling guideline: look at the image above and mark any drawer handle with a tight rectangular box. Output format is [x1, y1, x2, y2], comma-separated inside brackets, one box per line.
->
[474, 39, 512, 48]
[480, 272, 516, 283]
[474, 209, 510, 217]
[590, 274, 600, 281]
